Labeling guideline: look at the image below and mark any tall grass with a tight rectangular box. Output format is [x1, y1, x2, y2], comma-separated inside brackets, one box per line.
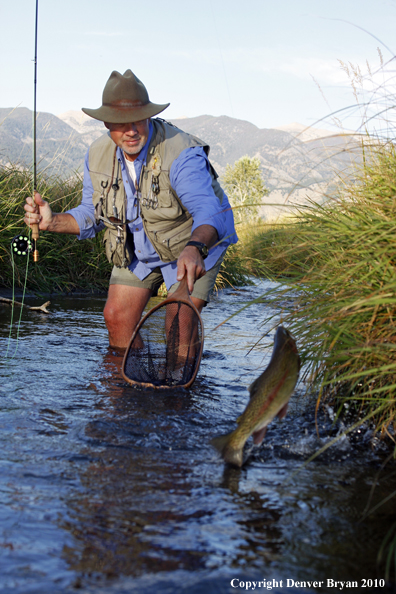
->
[250, 141, 396, 436]
[241, 47, 396, 438]
[234, 218, 312, 278]
[0, 164, 111, 293]
[215, 240, 254, 290]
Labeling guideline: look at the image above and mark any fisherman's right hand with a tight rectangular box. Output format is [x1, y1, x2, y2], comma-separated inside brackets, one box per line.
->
[24, 192, 53, 231]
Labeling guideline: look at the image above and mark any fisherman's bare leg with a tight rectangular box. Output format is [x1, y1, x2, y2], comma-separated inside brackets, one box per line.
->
[164, 296, 205, 379]
[190, 296, 205, 313]
[188, 297, 205, 357]
[164, 296, 205, 343]
[104, 284, 152, 348]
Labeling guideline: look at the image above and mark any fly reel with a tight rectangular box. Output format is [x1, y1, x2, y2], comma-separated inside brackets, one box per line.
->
[11, 235, 33, 257]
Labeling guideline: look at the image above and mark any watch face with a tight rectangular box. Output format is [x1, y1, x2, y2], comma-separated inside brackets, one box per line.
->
[186, 241, 208, 258]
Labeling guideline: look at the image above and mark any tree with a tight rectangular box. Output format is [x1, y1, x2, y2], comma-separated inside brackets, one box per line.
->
[222, 155, 268, 224]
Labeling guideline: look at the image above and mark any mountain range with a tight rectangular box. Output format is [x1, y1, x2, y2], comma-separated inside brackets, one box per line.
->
[0, 107, 361, 219]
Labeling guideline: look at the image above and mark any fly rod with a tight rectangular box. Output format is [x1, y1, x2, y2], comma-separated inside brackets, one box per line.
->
[31, 0, 39, 262]
[11, 0, 40, 263]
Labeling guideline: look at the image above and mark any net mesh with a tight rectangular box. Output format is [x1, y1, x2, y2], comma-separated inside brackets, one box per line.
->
[123, 301, 203, 387]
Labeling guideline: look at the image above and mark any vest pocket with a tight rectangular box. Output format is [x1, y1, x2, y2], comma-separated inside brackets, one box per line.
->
[149, 217, 193, 262]
[143, 189, 183, 221]
[103, 226, 134, 268]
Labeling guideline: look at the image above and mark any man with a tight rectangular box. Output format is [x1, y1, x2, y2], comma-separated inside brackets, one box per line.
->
[24, 69, 237, 348]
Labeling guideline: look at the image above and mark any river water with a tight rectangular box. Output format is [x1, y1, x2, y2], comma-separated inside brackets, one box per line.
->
[0, 281, 395, 594]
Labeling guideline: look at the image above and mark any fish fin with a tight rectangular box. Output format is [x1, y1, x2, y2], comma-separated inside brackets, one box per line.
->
[277, 403, 289, 420]
[211, 432, 244, 468]
[252, 426, 267, 445]
[211, 432, 232, 455]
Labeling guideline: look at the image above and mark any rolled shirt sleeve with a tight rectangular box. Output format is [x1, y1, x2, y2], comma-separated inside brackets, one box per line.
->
[65, 152, 105, 240]
[169, 146, 237, 247]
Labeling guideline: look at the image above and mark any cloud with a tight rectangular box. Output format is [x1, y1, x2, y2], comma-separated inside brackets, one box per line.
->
[262, 55, 347, 83]
[220, 48, 355, 85]
[143, 45, 352, 85]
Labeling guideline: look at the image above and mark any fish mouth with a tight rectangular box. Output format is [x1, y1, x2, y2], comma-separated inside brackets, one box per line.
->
[275, 326, 297, 350]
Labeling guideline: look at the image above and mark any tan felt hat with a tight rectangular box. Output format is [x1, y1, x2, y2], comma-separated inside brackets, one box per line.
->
[82, 69, 170, 124]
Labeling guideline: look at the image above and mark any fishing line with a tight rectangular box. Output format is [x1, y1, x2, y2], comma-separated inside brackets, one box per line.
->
[5, 245, 31, 360]
[209, 0, 235, 118]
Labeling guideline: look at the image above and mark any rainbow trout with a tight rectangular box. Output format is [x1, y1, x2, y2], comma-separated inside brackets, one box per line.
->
[211, 326, 300, 467]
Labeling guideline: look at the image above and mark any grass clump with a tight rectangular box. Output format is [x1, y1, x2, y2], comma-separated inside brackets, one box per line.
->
[257, 141, 396, 435]
[233, 218, 314, 278]
[0, 164, 111, 293]
[215, 240, 255, 290]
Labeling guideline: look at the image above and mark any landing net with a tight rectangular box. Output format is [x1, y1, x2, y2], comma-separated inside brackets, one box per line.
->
[122, 300, 203, 388]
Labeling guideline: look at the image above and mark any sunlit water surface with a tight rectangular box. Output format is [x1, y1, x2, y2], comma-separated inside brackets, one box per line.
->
[0, 281, 395, 594]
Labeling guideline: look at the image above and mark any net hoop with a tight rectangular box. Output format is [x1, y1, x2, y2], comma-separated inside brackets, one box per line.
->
[121, 276, 204, 389]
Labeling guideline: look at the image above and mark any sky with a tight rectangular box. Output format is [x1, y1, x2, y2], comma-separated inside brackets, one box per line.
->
[1, 0, 396, 132]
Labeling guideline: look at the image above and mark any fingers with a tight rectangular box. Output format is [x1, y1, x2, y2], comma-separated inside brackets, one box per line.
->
[24, 197, 36, 211]
[186, 265, 196, 295]
[24, 215, 41, 229]
[24, 192, 43, 212]
[24, 207, 40, 228]
[24, 199, 40, 226]
[33, 191, 46, 206]
[176, 246, 206, 294]
[24, 192, 49, 229]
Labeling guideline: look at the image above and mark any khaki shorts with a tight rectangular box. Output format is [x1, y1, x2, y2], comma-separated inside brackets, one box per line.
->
[109, 252, 225, 303]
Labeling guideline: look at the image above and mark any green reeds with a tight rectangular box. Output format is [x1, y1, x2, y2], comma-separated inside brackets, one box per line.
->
[215, 241, 254, 290]
[253, 141, 396, 435]
[234, 218, 312, 278]
[0, 164, 111, 293]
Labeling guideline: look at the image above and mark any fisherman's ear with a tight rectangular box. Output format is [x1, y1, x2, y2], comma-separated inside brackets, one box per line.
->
[104, 122, 110, 130]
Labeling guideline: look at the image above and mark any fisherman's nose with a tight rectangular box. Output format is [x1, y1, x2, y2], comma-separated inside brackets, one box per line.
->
[124, 123, 138, 135]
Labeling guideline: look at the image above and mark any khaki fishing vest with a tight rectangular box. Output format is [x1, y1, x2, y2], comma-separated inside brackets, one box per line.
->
[89, 118, 224, 267]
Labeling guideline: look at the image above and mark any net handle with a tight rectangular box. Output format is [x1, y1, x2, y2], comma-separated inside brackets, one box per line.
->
[169, 274, 190, 301]
[121, 274, 205, 389]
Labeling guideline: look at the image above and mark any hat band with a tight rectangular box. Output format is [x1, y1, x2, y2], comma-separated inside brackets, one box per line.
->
[102, 100, 148, 110]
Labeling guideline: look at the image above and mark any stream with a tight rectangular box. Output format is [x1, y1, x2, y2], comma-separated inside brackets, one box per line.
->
[0, 280, 395, 594]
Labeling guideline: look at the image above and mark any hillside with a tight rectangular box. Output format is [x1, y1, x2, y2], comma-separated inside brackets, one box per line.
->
[169, 115, 360, 218]
[0, 107, 89, 175]
[0, 107, 361, 219]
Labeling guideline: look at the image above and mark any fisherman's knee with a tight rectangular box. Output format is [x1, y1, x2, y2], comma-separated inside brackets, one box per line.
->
[103, 299, 126, 328]
[103, 298, 139, 331]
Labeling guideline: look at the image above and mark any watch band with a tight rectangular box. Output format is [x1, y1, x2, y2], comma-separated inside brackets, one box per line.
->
[185, 241, 209, 259]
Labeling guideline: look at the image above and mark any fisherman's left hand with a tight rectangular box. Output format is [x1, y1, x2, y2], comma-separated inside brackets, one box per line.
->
[176, 246, 206, 294]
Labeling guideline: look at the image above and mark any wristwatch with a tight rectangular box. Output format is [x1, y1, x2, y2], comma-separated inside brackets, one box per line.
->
[185, 241, 209, 259]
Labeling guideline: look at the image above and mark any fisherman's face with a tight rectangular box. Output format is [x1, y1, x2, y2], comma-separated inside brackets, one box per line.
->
[105, 119, 150, 162]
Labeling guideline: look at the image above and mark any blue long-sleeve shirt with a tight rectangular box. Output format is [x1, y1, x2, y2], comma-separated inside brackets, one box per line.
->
[67, 121, 238, 289]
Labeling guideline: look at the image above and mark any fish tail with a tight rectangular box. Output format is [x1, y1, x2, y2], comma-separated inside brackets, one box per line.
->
[211, 431, 244, 468]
